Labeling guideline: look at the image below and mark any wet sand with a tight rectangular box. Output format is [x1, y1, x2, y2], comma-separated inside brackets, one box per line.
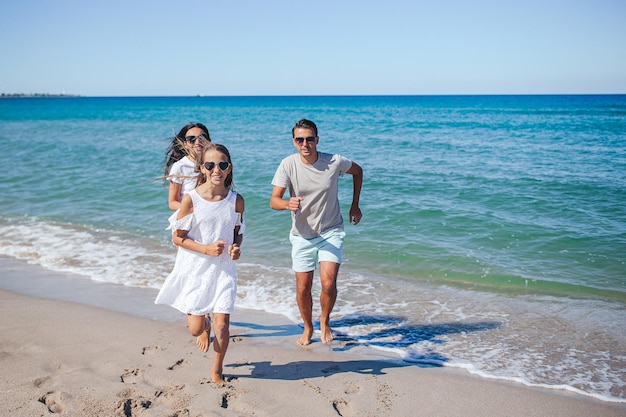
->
[0, 258, 624, 416]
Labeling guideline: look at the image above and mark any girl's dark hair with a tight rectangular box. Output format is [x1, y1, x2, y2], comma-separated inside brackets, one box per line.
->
[197, 143, 234, 189]
[164, 122, 211, 176]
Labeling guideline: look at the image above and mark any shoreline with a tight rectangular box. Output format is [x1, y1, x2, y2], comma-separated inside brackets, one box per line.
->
[1, 257, 625, 416]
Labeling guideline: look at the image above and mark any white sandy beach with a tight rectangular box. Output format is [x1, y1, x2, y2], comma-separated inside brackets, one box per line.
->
[0, 257, 625, 417]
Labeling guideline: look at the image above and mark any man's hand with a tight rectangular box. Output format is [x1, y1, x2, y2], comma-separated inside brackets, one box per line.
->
[349, 206, 362, 225]
[287, 196, 303, 211]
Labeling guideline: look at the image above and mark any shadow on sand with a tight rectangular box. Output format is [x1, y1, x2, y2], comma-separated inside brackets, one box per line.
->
[231, 314, 501, 378]
[230, 358, 409, 380]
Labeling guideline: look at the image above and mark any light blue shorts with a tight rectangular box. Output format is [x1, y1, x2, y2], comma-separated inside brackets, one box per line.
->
[289, 229, 346, 272]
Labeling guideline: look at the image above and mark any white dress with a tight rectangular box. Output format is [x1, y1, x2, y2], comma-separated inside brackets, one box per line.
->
[156, 189, 244, 315]
[167, 156, 198, 230]
[169, 156, 198, 199]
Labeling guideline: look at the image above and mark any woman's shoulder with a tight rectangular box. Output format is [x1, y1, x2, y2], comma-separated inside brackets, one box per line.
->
[174, 155, 194, 167]
[170, 156, 195, 173]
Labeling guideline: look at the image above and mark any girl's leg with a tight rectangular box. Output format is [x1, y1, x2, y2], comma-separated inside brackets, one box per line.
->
[186, 313, 211, 352]
[211, 313, 230, 386]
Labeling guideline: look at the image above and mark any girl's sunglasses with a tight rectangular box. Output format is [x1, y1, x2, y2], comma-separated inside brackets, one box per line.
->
[184, 133, 209, 143]
[203, 161, 230, 171]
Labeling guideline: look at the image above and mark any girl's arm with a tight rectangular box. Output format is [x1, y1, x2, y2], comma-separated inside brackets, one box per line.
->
[172, 194, 227, 256]
[229, 194, 245, 260]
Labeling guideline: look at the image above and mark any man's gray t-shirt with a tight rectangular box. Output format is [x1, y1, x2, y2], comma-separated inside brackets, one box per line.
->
[272, 152, 353, 238]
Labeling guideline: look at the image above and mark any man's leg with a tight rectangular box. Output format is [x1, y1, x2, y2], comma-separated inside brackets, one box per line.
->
[319, 261, 340, 344]
[295, 270, 314, 345]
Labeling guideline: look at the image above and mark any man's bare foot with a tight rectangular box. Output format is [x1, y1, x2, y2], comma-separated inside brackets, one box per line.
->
[297, 327, 314, 346]
[196, 316, 211, 352]
[321, 325, 334, 344]
[211, 371, 225, 387]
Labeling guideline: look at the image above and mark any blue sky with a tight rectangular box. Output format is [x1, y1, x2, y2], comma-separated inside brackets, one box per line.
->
[1, 0, 625, 96]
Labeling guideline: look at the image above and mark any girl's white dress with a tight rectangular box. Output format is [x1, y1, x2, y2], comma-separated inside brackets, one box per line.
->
[156, 189, 244, 315]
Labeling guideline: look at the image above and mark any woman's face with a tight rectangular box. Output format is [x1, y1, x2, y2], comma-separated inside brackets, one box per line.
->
[183, 127, 207, 160]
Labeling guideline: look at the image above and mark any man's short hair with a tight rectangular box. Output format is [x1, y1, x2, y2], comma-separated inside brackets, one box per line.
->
[292, 119, 318, 137]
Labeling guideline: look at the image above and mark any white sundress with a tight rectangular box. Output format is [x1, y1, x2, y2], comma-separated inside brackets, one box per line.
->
[155, 189, 244, 315]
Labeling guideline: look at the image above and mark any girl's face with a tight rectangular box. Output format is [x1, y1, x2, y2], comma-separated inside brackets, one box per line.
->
[183, 127, 207, 160]
[201, 150, 231, 186]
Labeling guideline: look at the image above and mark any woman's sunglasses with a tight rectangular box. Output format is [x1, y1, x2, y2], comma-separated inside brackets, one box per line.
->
[184, 133, 209, 143]
[203, 161, 230, 171]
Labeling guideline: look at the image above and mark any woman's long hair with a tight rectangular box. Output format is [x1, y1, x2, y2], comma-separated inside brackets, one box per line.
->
[164, 122, 211, 176]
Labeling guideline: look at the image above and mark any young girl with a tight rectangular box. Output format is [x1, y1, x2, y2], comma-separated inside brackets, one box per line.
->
[164, 122, 211, 211]
[156, 143, 245, 386]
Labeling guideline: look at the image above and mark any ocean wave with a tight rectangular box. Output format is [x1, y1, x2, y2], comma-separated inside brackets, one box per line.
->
[1, 216, 625, 402]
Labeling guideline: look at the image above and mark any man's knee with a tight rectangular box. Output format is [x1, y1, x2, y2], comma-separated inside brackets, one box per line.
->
[296, 286, 313, 299]
[320, 282, 337, 295]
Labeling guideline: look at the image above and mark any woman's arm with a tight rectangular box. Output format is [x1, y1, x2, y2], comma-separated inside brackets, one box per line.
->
[168, 181, 182, 211]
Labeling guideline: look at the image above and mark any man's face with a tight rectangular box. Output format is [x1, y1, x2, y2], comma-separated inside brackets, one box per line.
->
[292, 127, 318, 157]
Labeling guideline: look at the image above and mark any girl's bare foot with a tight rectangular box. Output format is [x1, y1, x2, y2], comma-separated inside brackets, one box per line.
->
[196, 316, 211, 352]
[211, 371, 226, 387]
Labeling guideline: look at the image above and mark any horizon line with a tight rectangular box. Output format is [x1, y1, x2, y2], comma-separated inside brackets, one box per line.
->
[2, 92, 626, 99]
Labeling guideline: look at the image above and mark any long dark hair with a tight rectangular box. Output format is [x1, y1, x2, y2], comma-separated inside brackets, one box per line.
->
[164, 122, 211, 176]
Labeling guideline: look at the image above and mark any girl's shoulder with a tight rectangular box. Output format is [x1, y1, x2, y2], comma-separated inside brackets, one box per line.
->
[235, 192, 245, 212]
[183, 189, 198, 201]
[228, 189, 242, 201]
[231, 189, 244, 200]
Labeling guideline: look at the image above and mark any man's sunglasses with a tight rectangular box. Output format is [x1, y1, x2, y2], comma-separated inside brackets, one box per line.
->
[203, 161, 230, 171]
[184, 133, 209, 143]
[294, 136, 317, 144]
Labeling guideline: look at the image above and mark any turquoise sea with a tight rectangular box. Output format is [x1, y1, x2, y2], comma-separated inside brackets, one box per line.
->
[0, 95, 624, 402]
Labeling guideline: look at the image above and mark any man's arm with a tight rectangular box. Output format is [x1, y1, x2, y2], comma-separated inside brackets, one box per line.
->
[270, 185, 302, 211]
[346, 162, 363, 225]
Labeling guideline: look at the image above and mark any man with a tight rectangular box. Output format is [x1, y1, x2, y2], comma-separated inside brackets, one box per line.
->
[270, 119, 363, 345]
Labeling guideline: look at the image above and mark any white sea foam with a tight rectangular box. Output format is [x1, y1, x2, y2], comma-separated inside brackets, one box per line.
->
[0, 217, 173, 289]
[0, 215, 624, 403]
